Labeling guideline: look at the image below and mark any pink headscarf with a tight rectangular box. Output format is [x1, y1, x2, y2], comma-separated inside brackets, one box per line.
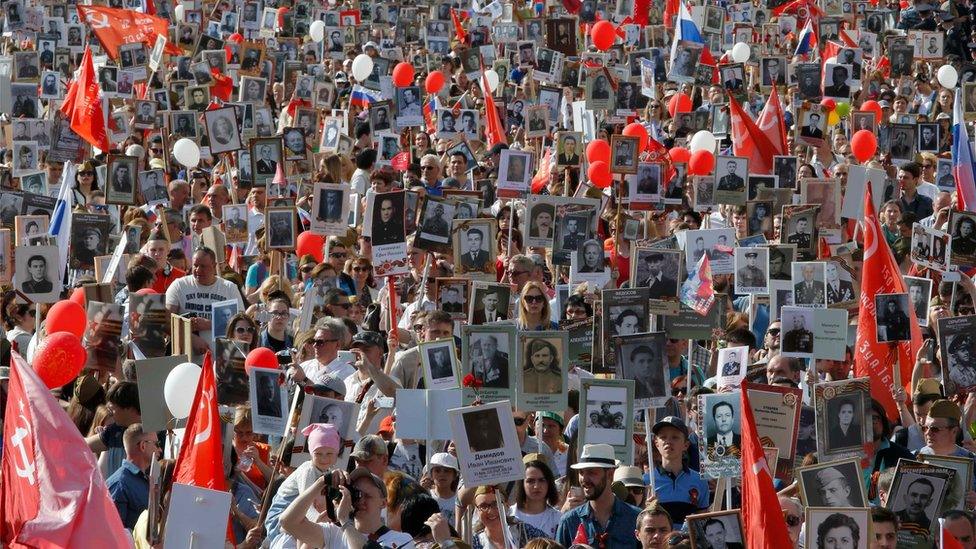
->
[301, 423, 341, 453]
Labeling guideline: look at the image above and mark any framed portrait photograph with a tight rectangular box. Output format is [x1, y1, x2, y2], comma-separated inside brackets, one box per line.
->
[524, 105, 550, 139]
[395, 85, 424, 127]
[687, 510, 746, 549]
[669, 40, 703, 84]
[937, 314, 976, 393]
[419, 338, 460, 390]
[714, 155, 748, 205]
[368, 191, 407, 246]
[734, 247, 769, 295]
[434, 277, 470, 321]
[804, 508, 870, 549]
[875, 292, 911, 343]
[11, 141, 38, 176]
[610, 135, 640, 174]
[265, 207, 297, 250]
[290, 394, 356, 466]
[310, 183, 348, 236]
[105, 154, 137, 206]
[452, 218, 497, 278]
[579, 378, 636, 463]
[461, 324, 517, 403]
[584, 68, 615, 110]
[917, 454, 974, 512]
[369, 100, 393, 133]
[517, 331, 569, 411]
[250, 137, 283, 186]
[415, 196, 456, 251]
[904, 276, 932, 327]
[497, 149, 533, 199]
[613, 332, 668, 406]
[14, 215, 47, 247]
[221, 204, 249, 244]
[18, 171, 47, 197]
[14, 244, 60, 303]
[556, 132, 583, 167]
[137, 169, 168, 204]
[524, 197, 557, 248]
[796, 103, 827, 147]
[814, 378, 871, 460]
[697, 391, 742, 478]
[204, 106, 243, 154]
[632, 248, 681, 313]
[281, 126, 307, 161]
[468, 283, 512, 325]
[797, 458, 867, 508]
[886, 461, 953, 542]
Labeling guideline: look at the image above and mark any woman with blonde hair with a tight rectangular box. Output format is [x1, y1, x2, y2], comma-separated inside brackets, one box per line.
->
[245, 275, 295, 316]
[517, 281, 558, 330]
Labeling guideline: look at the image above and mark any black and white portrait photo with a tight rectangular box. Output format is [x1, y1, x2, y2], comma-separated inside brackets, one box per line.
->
[792, 261, 827, 307]
[734, 247, 769, 294]
[251, 138, 282, 185]
[395, 86, 423, 127]
[454, 221, 494, 275]
[615, 333, 667, 404]
[905, 276, 933, 327]
[282, 127, 307, 161]
[466, 328, 513, 390]
[14, 244, 59, 303]
[804, 508, 870, 549]
[610, 135, 639, 174]
[138, 169, 168, 203]
[668, 41, 702, 84]
[875, 293, 911, 343]
[418, 199, 455, 244]
[265, 207, 296, 249]
[204, 107, 243, 154]
[687, 511, 746, 549]
[698, 392, 741, 477]
[822, 63, 852, 98]
[421, 339, 459, 390]
[715, 156, 748, 197]
[312, 184, 346, 232]
[106, 155, 137, 205]
[888, 472, 946, 536]
[369, 101, 393, 133]
[469, 285, 511, 325]
[798, 459, 867, 508]
[498, 149, 533, 192]
[781, 307, 815, 356]
[761, 57, 787, 87]
[461, 407, 504, 453]
[370, 192, 406, 246]
[632, 248, 680, 302]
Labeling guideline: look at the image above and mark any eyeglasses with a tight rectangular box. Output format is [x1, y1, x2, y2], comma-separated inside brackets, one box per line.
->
[523, 294, 546, 303]
[513, 417, 527, 426]
[235, 326, 256, 334]
[79, 171, 95, 176]
[313, 338, 339, 346]
[270, 311, 289, 318]
[353, 266, 369, 272]
[767, 328, 781, 335]
[475, 502, 499, 513]
[330, 252, 348, 259]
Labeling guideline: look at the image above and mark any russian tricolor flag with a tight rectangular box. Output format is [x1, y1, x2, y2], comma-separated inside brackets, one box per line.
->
[669, 1, 715, 68]
[350, 85, 380, 108]
[794, 19, 818, 56]
[952, 88, 976, 210]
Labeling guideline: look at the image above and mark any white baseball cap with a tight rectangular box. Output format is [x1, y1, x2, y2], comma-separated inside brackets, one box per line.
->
[430, 452, 459, 471]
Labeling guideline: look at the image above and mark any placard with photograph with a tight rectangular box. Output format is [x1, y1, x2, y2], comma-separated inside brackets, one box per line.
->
[687, 510, 746, 549]
[631, 248, 681, 315]
[366, 191, 410, 277]
[265, 207, 296, 249]
[414, 196, 456, 253]
[601, 287, 651, 367]
[949, 210, 976, 267]
[204, 106, 243, 154]
[84, 301, 124, 373]
[889, 459, 953, 546]
[420, 338, 460, 390]
[938, 314, 976, 393]
[452, 218, 497, 279]
[130, 293, 169, 358]
[698, 391, 742, 478]
[797, 458, 867, 507]
[305, 182, 345, 237]
[569, 239, 610, 289]
[780, 306, 848, 360]
[814, 377, 871, 461]
[249, 366, 287, 436]
[613, 332, 668, 407]
[468, 282, 512, 325]
[290, 394, 356, 466]
[524, 197, 557, 248]
[448, 400, 525, 486]
[792, 261, 827, 308]
[105, 154, 138, 206]
[214, 338, 248, 405]
[796, 103, 827, 147]
[14, 244, 60, 303]
[917, 454, 973, 512]
[496, 149, 533, 199]
[875, 292, 912, 343]
[716, 345, 749, 389]
[461, 324, 517, 404]
[435, 277, 470, 321]
[904, 276, 933, 328]
[579, 378, 635, 463]
[804, 507, 870, 549]
[734, 247, 769, 295]
[15, 215, 48, 246]
[684, 228, 736, 275]
[630, 162, 662, 209]
[743, 381, 802, 480]
[610, 134, 640, 174]
[517, 331, 569, 411]
[825, 259, 858, 308]
[250, 137, 283, 187]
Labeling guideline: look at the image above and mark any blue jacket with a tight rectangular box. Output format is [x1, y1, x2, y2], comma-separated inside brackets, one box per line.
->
[556, 496, 641, 548]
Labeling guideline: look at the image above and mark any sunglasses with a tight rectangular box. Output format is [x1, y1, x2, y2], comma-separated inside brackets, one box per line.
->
[330, 252, 348, 259]
[767, 328, 781, 335]
[79, 171, 95, 176]
[313, 338, 339, 346]
[523, 294, 546, 303]
[270, 311, 289, 318]
[513, 417, 527, 426]
[783, 513, 802, 527]
[235, 326, 256, 334]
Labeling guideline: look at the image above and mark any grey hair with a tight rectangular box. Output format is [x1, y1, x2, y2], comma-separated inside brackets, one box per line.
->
[315, 316, 349, 342]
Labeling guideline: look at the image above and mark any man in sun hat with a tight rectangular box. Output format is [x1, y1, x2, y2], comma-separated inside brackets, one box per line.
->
[556, 443, 641, 548]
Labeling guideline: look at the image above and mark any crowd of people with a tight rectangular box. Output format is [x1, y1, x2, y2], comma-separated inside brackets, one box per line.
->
[6, 0, 976, 547]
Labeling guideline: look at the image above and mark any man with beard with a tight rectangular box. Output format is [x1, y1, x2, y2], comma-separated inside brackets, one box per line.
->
[557, 443, 642, 547]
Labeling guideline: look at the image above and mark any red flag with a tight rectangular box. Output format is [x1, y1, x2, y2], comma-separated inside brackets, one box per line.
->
[76, 5, 178, 60]
[817, 236, 832, 259]
[943, 523, 966, 549]
[772, 0, 824, 17]
[756, 85, 788, 156]
[561, 0, 582, 14]
[820, 40, 843, 70]
[59, 47, 110, 152]
[531, 148, 552, 194]
[663, 0, 680, 28]
[480, 70, 507, 147]
[741, 382, 794, 549]
[645, 136, 675, 184]
[173, 353, 226, 491]
[727, 94, 778, 174]
[1, 353, 129, 548]
[853, 184, 922, 420]
[450, 9, 468, 45]
[210, 68, 234, 102]
[632, 0, 649, 25]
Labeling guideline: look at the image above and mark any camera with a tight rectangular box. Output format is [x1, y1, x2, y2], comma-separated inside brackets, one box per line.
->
[275, 348, 295, 366]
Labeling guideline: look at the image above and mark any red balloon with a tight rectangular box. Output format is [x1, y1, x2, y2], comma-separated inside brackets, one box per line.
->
[669, 147, 691, 164]
[34, 332, 86, 389]
[46, 301, 87, 339]
[851, 130, 879, 163]
[861, 100, 883, 122]
[135, 288, 158, 295]
[820, 98, 836, 111]
[667, 93, 693, 117]
[588, 160, 613, 189]
[245, 347, 279, 375]
[69, 287, 86, 308]
[623, 123, 649, 152]
[392, 62, 415, 88]
[590, 21, 616, 51]
[296, 231, 325, 263]
[586, 139, 611, 164]
[688, 150, 715, 176]
[425, 70, 446, 94]
[228, 32, 244, 43]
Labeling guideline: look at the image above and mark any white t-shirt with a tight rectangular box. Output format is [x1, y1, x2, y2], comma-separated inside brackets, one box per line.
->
[509, 505, 562, 539]
[319, 523, 413, 549]
[164, 275, 245, 341]
[344, 371, 394, 433]
[435, 494, 457, 525]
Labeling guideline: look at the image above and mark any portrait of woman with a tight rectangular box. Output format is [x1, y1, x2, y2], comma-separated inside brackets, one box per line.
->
[578, 239, 605, 273]
[613, 309, 643, 337]
[827, 396, 862, 451]
[521, 338, 561, 394]
[814, 513, 860, 549]
[952, 216, 976, 256]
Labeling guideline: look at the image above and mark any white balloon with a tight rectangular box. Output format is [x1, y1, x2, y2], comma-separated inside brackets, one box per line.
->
[172, 138, 200, 168]
[938, 65, 959, 89]
[125, 144, 144, 159]
[309, 20, 326, 43]
[484, 69, 500, 93]
[174, 3, 184, 21]
[731, 42, 751, 64]
[689, 131, 717, 153]
[164, 362, 201, 419]
[351, 54, 374, 82]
